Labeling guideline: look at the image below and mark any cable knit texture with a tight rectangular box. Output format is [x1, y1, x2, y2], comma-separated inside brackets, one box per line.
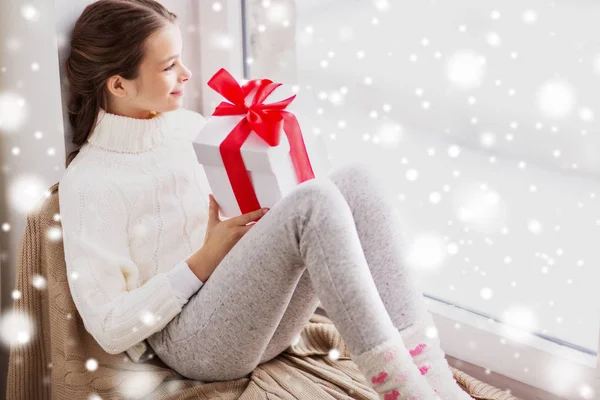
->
[58, 108, 209, 362]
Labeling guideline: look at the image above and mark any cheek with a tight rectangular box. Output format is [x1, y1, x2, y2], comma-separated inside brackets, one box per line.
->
[158, 76, 173, 94]
[148, 75, 174, 97]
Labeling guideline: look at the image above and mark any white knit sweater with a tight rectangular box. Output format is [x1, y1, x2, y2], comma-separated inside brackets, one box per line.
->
[59, 108, 209, 362]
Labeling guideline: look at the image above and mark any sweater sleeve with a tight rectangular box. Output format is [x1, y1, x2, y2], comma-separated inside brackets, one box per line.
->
[58, 180, 185, 356]
[165, 259, 205, 307]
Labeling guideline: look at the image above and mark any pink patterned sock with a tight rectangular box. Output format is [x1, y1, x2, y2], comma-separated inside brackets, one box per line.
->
[398, 312, 473, 400]
[352, 331, 440, 400]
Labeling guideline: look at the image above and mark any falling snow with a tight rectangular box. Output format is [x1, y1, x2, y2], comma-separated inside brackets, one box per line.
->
[0, 1, 598, 398]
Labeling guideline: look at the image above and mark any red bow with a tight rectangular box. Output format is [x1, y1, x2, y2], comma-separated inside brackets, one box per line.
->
[208, 68, 315, 215]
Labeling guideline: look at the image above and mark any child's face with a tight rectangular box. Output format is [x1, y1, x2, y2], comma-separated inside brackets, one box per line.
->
[107, 22, 192, 117]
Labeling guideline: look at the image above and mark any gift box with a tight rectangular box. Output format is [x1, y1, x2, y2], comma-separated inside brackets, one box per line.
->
[193, 68, 330, 218]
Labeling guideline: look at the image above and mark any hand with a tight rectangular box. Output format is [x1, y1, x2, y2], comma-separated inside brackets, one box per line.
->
[189, 194, 269, 281]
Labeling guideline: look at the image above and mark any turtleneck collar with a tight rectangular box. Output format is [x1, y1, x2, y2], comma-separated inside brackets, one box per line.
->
[86, 108, 170, 153]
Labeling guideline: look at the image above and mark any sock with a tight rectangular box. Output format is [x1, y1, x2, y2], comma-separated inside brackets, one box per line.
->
[398, 311, 472, 400]
[352, 331, 440, 400]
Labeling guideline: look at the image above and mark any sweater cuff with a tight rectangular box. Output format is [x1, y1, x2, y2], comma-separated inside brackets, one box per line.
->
[166, 259, 204, 306]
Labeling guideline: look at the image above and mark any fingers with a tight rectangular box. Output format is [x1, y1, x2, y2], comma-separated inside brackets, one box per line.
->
[211, 195, 269, 227]
[236, 207, 269, 225]
[208, 194, 220, 226]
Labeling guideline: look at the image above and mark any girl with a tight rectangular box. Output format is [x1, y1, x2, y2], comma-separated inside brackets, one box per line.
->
[59, 1, 471, 399]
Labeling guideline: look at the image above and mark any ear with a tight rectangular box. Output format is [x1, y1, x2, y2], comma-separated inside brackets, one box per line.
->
[105, 75, 127, 98]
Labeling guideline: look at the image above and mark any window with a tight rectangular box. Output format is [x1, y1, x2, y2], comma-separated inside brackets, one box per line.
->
[198, 1, 600, 397]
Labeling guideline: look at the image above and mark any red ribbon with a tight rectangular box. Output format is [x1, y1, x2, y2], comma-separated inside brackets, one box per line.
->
[208, 68, 315, 215]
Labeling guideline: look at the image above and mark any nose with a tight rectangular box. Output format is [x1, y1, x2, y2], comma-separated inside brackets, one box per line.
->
[181, 67, 192, 83]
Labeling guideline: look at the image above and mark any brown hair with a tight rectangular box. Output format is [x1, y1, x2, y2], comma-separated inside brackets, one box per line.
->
[64, 0, 177, 168]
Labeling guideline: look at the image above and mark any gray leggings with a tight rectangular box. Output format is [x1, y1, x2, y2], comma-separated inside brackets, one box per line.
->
[147, 163, 427, 382]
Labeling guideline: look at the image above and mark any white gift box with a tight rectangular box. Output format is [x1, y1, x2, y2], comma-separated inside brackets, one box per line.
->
[192, 83, 330, 218]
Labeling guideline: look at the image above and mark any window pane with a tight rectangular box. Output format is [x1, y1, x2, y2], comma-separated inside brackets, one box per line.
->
[243, 0, 600, 354]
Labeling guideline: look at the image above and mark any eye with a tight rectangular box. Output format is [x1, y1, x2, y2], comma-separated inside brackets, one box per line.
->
[164, 62, 176, 71]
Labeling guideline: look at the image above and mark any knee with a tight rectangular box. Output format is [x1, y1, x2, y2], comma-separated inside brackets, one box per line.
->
[329, 163, 389, 205]
[329, 162, 376, 187]
[290, 178, 347, 210]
